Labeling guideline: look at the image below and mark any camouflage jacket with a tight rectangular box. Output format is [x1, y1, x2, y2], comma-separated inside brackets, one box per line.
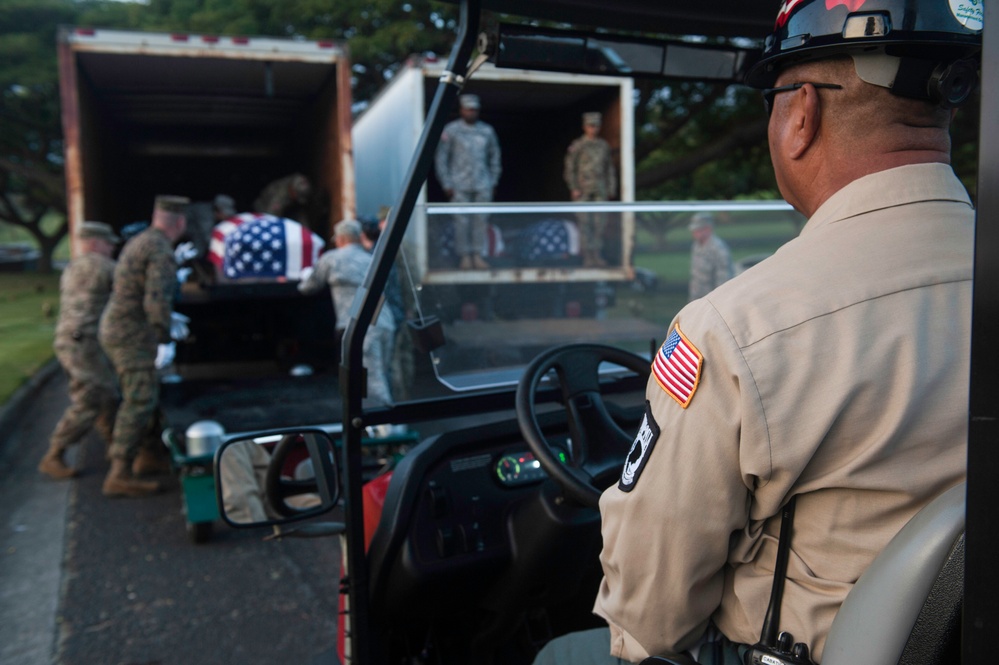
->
[689, 234, 734, 301]
[564, 135, 617, 199]
[298, 243, 395, 333]
[99, 226, 177, 362]
[55, 252, 116, 343]
[434, 119, 502, 193]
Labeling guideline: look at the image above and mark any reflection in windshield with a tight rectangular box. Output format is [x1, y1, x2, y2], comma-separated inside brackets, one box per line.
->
[389, 202, 803, 394]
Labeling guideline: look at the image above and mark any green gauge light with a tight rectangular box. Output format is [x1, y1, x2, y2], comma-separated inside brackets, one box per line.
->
[557, 450, 568, 464]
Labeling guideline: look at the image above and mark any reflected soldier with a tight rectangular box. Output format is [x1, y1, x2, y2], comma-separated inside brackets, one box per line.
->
[98, 195, 189, 497]
[687, 212, 733, 301]
[434, 94, 502, 270]
[564, 112, 617, 267]
[39, 222, 121, 479]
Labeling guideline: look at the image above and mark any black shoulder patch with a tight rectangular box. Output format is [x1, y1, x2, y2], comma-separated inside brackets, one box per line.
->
[618, 400, 660, 492]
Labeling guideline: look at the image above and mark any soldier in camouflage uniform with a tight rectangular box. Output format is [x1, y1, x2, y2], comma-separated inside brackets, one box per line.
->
[564, 112, 618, 267]
[253, 173, 311, 223]
[38, 222, 121, 479]
[98, 195, 189, 497]
[688, 212, 733, 301]
[298, 219, 396, 404]
[434, 94, 502, 270]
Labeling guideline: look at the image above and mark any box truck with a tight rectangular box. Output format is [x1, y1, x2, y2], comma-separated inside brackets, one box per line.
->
[352, 56, 636, 319]
[57, 27, 356, 433]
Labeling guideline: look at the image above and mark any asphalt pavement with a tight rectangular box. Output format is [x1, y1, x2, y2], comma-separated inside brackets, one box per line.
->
[0, 366, 342, 665]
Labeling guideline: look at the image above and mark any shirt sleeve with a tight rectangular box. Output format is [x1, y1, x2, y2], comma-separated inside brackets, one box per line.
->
[434, 130, 452, 191]
[594, 300, 768, 660]
[144, 247, 178, 344]
[488, 128, 502, 188]
[298, 255, 329, 295]
[564, 140, 578, 191]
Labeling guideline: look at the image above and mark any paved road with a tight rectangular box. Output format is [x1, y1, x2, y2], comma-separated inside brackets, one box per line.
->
[0, 367, 342, 665]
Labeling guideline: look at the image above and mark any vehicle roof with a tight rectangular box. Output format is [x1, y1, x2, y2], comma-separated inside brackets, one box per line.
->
[479, 0, 774, 38]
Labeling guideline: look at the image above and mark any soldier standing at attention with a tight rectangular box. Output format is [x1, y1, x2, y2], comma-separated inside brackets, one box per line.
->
[564, 112, 617, 267]
[434, 94, 502, 270]
[687, 211, 733, 301]
[99, 195, 188, 498]
[38, 222, 121, 479]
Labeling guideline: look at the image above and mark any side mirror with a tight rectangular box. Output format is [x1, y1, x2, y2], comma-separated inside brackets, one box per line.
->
[214, 429, 340, 529]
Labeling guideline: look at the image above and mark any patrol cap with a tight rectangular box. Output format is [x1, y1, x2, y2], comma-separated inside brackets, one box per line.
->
[459, 94, 481, 109]
[77, 221, 120, 244]
[213, 194, 236, 217]
[154, 195, 190, 214]
[583, 112, 602, 126]
[333, 219, 363, 240]
[688, 212, 717, 231]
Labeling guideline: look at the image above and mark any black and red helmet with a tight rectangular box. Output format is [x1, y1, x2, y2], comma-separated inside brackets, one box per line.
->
[746, 0, 983, 106]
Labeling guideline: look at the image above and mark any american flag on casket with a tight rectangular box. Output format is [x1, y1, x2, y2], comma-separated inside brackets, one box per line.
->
[208, 213, 324, 280]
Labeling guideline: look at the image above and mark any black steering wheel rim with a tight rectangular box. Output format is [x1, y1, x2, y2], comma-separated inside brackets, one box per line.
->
[515, 343, 651, 508]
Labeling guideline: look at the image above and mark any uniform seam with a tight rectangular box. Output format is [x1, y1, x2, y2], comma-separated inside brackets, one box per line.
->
[741, 275, 971, 350]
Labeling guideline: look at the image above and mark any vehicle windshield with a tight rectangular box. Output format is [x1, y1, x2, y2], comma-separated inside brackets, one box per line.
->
[392, 200, 804, 397]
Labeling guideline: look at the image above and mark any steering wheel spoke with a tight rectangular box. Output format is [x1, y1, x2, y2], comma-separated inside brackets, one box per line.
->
[516, 344, 651, 508]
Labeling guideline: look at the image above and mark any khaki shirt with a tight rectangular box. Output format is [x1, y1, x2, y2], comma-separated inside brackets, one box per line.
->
[594, 163, 972, 663]
[99, 226, 177, 369]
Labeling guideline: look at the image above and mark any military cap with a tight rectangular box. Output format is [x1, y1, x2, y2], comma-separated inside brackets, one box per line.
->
[688, 211, 718, 231]
[77, 221, 121, 243]
[333, 219, 363, 240]
[213, 194, 236, 217]
[583, 112, 602, 126]
[154, 195, 191, 214]
[459, 94, 481, 109]
[378, 205, 392, 221]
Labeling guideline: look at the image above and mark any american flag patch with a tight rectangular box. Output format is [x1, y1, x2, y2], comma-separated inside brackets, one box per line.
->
[652, 326, 703, 408]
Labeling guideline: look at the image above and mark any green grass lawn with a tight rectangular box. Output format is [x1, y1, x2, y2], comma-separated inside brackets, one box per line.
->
[0, 273, 60, 406]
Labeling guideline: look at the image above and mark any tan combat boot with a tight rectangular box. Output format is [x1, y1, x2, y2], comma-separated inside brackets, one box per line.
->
[459, 255, 474, 270]
[132, 446, 171, 477]
[38, 447, 78, 480]
[471, 254, 489, 270]
[102, 457, 161, 498]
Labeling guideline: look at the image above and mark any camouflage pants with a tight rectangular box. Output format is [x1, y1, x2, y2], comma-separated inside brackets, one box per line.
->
[574, 191, 609, 253]
[450, 188, 492, 256]
[364, 327, 394, 405]
[533, 627, 745, 665]
[108, 368, 160, 461]
[50, 338, 118, 450]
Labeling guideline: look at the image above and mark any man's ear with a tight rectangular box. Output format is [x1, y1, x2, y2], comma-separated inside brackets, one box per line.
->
[785, 84, 822, 160]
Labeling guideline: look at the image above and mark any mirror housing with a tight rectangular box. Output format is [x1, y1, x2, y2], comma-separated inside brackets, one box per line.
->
[214, 428, 340, 529]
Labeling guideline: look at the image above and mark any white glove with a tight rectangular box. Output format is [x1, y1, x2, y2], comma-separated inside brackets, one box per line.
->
[155, 342, 176, 369]
[298, 266, 315, 282]
[170, 312, 191, 341]
[176, 267, 193, 284]
[174, 241, 198, 264]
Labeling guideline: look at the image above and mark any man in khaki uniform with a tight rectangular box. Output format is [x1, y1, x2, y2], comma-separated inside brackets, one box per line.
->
[536, 1, 979, 663]
[39, 222, 120, 479]
[99, 195, 188, 497]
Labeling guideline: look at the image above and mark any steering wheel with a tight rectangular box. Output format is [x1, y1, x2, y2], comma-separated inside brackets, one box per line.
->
[515, 344, 651, 508]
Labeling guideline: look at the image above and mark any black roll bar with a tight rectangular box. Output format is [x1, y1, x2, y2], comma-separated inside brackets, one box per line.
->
[336, 0, 482, 662]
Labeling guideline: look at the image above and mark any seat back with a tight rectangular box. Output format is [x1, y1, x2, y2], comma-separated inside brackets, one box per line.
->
[822, 482, 965, 665]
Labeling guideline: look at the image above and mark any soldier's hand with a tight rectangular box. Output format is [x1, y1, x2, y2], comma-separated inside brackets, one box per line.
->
[174, 241, 198, 264]
[170, 312, 191, 341]
[299, 266, 315, 283]
[155, 343, 176, 369]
